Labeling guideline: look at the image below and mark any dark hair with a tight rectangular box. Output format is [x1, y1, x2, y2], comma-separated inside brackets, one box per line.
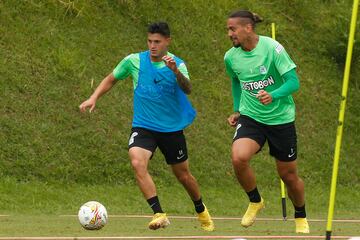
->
[228, 10, 263, 28]
[147, 22, 170, 37]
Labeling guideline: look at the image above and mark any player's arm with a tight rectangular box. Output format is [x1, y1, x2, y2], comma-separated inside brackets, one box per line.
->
[79, 54, 132, 113]
[270, 69, 300, 99]
[231, 76, 241, 112]
[225, 56, 241, 126]
[79, 73, 117, 113]
[174, 69, 192, 94]
[228, 76, 241, 126]
[257, 43, 299, 105]
[257, 69, 300, 105]
[162, 55, 192, 94]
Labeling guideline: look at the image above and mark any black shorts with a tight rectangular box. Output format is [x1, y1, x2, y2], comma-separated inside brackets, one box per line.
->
[233, 115, 297, 162]
[128, 127, 188, 165]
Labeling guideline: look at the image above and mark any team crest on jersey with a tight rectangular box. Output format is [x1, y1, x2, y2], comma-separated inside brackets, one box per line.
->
[259, 65, 267, 74]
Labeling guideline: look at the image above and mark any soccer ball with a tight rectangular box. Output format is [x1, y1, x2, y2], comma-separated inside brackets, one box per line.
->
[78, 201, 108, 230]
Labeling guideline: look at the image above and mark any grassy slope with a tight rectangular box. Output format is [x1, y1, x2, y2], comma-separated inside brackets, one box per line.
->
[1, 0, 360, 219]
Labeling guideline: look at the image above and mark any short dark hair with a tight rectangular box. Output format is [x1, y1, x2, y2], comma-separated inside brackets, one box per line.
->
[229, 10, 263, 28]
[147, 22, 170, 37]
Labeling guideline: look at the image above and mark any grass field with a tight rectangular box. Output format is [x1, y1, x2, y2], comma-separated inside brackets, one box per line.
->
[0, 182, 359, 238]
[1, 215, 359, 238]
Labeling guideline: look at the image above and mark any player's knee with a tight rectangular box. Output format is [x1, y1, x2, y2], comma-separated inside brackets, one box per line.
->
[279, 170, 298, 184]
[231, 153, 250, 168]
[131, 159, 147, 174]
[176, 172, 192, 184]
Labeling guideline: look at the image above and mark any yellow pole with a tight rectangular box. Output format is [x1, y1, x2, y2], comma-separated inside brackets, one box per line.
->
[272, 22, 287, 220]
[271, 23, 276, 39]
[326, 0, 359, 239]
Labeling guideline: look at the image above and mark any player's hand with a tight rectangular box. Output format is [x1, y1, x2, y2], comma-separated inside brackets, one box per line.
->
[227, 112, 240, 127]
[79, 98, 96, 113]
[256, 90, 273, 105]
[162, 55, 178, 73]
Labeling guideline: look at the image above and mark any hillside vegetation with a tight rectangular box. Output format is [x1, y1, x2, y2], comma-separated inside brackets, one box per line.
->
[1, 0, 359, 192]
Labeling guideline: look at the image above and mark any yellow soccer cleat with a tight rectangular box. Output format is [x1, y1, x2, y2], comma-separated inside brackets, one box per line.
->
[148, 213, 170, 230]
[197, 206, 215, 231]
[241, 198, 265, 227]
[295, 217, 310, 233]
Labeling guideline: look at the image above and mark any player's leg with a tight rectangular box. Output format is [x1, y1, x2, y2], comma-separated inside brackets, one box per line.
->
[157, 130, 214, 231]
[276, 160, 304, 208]
[267, 122, 309, 233]
[231, 116, 266, 227]
[171, 160, 200, 201]
[170, 160, 214, 231]
[232, 138, 261, 192]
[276, 160, 309, 233]
[128, 128, 170, 230]
[129, 147, 155, 199]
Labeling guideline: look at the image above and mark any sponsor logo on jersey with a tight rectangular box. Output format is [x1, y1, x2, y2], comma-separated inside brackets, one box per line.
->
[241, 76, 275, 91]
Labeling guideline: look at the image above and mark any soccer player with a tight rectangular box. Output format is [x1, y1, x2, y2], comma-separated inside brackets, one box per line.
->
[79, 22, 214, 231]
[224, 10, 309, 233]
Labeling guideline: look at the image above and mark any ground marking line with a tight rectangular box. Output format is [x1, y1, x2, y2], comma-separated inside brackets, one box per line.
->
[0, 236, 354, 240]
[58, 214, 360, 223]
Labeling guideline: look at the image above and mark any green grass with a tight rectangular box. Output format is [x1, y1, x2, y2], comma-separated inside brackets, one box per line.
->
[1, 0, 360, 237]
[1, 215, 359, 238]
[0, 177, 359, 219]
[0, 175, 359, 237]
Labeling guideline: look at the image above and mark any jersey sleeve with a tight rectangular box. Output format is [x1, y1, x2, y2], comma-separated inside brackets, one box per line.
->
[273, 42, 297, 76]
[269, 68, 300, 100]
[178, 62, 190, 79]
[224, 55, 241, 112]
[112, 54, 134, 80]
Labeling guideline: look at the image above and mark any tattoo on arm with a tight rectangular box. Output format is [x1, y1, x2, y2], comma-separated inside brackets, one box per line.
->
[175, 70, 192, 94]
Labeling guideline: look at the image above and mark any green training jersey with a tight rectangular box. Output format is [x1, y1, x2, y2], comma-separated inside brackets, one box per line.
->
[113, 52, 189, 88]
[224, 35, 297, 125]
